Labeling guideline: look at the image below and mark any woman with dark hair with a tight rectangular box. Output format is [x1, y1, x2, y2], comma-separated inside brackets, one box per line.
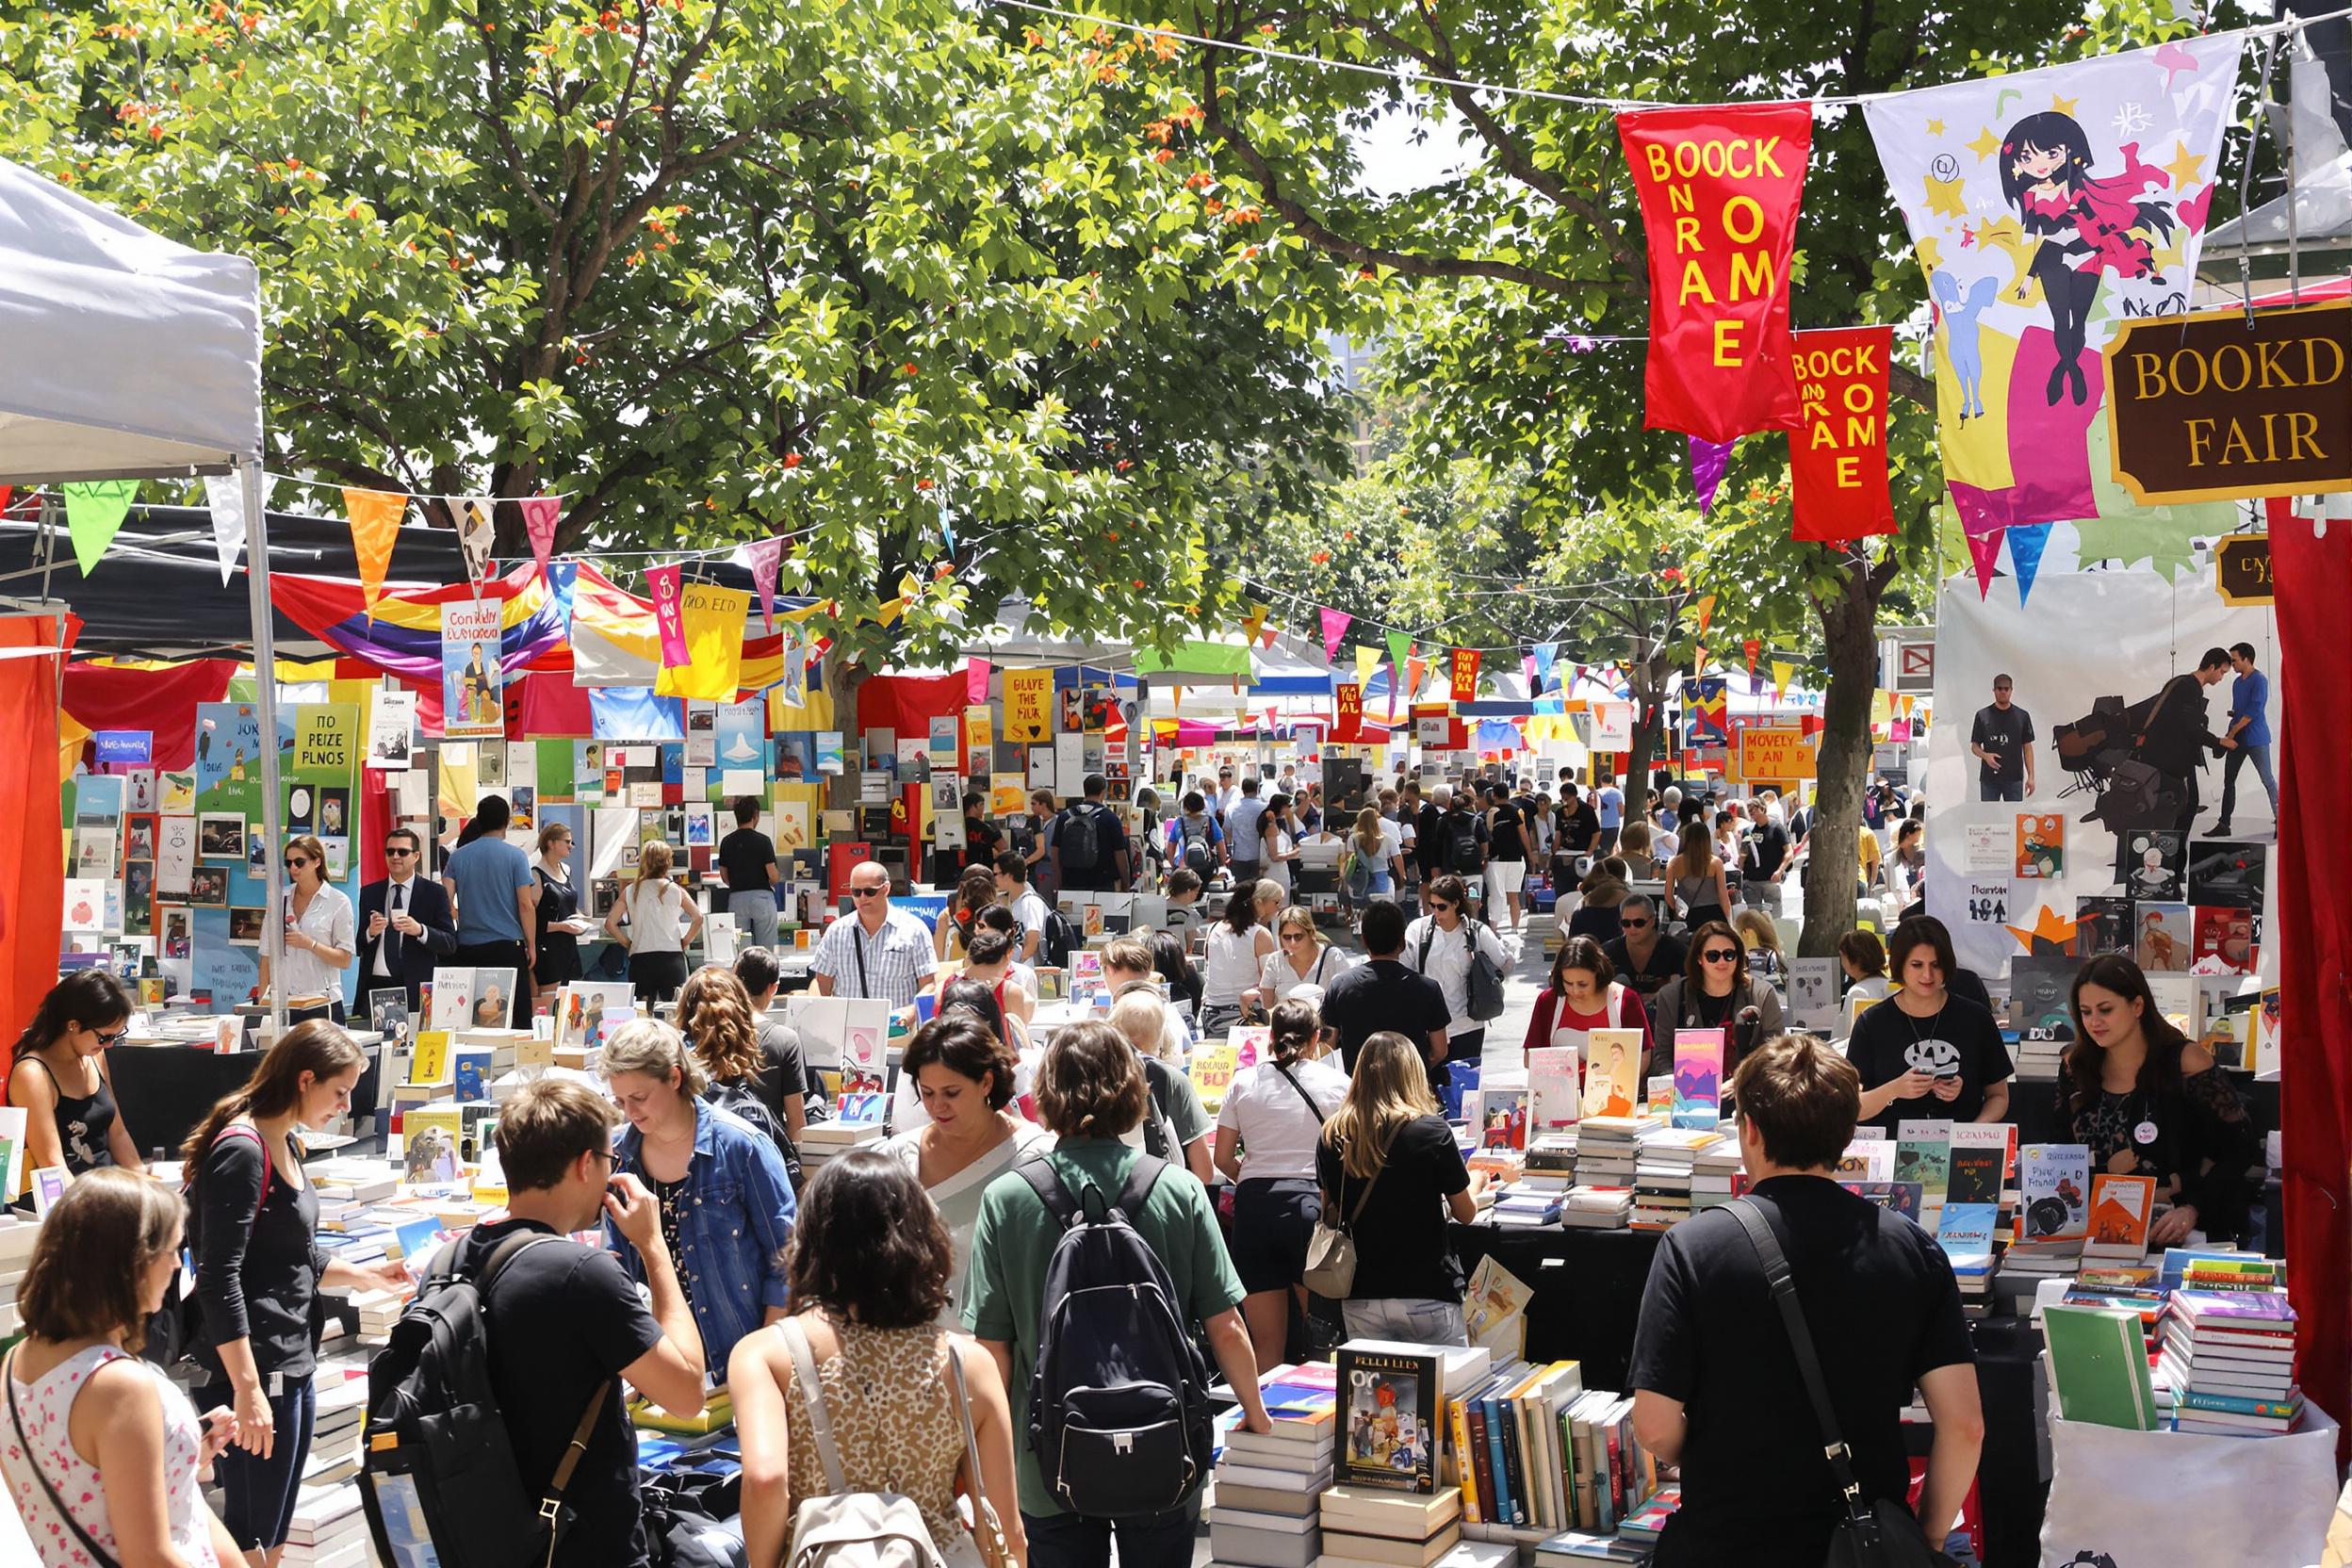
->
[883, 1016, 1050, 1318]
[955, 923, 1036, 1038]
[1521, 936, 1651, 1065]
[1567, 858, 1630, 944]
[1848, 921, 2014, 1135]
[2, 1170, 242, 1567]
[1647, 921, 1785, 1083]
[8, 971, 141, 1178]
[1150, 928, 1203, 1024]
[1214, 998, 1348, 1370]
[730, 1149, 1025, 1568]
[1886, 819, 1926, 908]
[1200, 879, 1278, 1037]
[934, 863, 1004, 968]
[182, 1022, 407, 1561]
[255, 833, 355, 1023]
[2067, 955, 2258, 1247]
[1664, 820, 1732, 931]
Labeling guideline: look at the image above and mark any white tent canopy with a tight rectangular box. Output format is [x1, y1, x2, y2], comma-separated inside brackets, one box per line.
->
[0, 155, 261, 482]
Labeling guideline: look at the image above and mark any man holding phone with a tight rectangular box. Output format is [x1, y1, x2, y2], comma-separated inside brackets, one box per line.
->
[355, 828, 458, 1010]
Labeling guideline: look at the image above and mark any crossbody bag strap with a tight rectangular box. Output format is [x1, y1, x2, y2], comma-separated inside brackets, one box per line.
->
[942, 1340, 1003, 1536]
[852, 923, 871, 998]
[1723, 1197, 1870, 1517]
[5, 1348, 126, 1568]
[1329, 1137, 1383, 1231]
[1272, 1061, 1329, 1124]
[777, 1316, 850, 1495]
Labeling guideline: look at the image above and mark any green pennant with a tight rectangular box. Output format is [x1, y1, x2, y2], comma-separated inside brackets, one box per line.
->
[1385, 629, 1412, 677]
[63, 479, 139, 575]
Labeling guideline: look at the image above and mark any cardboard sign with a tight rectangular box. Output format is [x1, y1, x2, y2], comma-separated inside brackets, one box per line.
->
[1737, 725, 1817, 781]
[2106, 301, 2352, 505]
[1003, 668, 1053, 744]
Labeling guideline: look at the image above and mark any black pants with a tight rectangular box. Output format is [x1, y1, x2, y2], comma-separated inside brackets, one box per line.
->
[286, 1000, 346, 1027]
[454, 939, 533, 1027]
[629, 949, 689, 1004]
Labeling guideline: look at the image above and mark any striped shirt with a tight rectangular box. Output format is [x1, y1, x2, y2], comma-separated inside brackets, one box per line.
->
[810, 906, 936, 1008]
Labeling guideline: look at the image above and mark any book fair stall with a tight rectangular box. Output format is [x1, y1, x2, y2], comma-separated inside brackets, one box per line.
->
[7, 12, 2352, 1568]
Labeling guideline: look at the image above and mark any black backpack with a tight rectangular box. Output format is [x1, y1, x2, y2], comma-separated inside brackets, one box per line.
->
[359, 1233, 608, 1568]
[704, 1081, 802, 1191]
[1018, 1152, 1213, 1519]
[1057, 803, 1105, 874]
[1040, 906, 1085, 969]
[1441, 810, 1484, 874]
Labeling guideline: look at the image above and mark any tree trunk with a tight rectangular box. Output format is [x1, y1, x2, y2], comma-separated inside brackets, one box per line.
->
[1621, 643, 1671, 823]
[1797, 565, 1886, 956]
[824, 647, 870, 815]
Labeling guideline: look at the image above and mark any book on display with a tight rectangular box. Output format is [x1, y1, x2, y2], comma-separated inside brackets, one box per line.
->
[2042, 1304, 2158, 1430]
[2083, 1173, 2157, 1261]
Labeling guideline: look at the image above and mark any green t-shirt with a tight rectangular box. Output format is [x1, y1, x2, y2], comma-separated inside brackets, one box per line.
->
[961, 1136, 1244, 1518]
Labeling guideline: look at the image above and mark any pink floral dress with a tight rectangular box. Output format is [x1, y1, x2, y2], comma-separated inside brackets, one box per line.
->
[2, 1345, 217, 1567]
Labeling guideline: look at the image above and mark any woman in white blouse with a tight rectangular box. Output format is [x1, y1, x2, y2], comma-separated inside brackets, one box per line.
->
[1248, 906, 1352, 1012]
[1257, 794, 1301, 894]
[1400, 874, 1511, 1059]
[1200, 881, 1278, 1037]
[255, 834, 354, 1024]
[605, 840, 703, 1004]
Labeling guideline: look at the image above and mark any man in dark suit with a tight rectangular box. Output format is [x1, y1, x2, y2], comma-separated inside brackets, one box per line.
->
[355, 826, 458, 1010]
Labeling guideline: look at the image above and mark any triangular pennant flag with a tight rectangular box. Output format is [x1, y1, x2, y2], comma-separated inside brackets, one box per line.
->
[342, 487, 409, 612]
[1965, 530, 2006, 597]
[743, 535, 784, 631]
[966, 656, 991, 707]
[1385, 629, 1413, 676]
[1354, 644, 1381, 689]
[1772, 661, 1795, 700]
[518, 496, 562, 580]
[1521, 652, 1538, 689]
[1241, 603, 1269, 646]
[1531, 643, 1558, 692]
[62, 480, 139, 576]
[2007, 522, 2052, 605]
[202, 473, 253, 585]
[1742, 638, 1760, 677]
[453, 497, 498, 590]
[1688, 435, 1734, 514]
[645, 563, 689, 667]
[1405, 653, 1427, 703]
[1318, 607, 1351, 662]
[1693, 593, 1717, 631]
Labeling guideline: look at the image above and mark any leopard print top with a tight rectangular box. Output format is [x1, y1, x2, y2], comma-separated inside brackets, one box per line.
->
[783, 1315, 970, 1548]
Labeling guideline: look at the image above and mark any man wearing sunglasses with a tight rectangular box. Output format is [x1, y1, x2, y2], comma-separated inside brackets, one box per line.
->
[1601, 892, 1687, 1004]
[355, 827, 458, 1011]
[809, 861, 937, 1022]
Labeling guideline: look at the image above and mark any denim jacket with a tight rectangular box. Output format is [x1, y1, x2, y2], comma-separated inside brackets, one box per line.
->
[608, 1096, 796, 1374]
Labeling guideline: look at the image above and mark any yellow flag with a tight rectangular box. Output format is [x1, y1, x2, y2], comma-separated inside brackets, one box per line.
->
[1871, 689, 1893, 726]
[653, 585, 750, 700]
[1353, 645, 1381, 688]
[1771, 661, 1795, 700]
[1241, 603, 1269, 645]
[1692, 594, 1716, 630]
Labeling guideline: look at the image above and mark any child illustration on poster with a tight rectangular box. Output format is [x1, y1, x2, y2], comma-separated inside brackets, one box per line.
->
[439, 600, 505, 741]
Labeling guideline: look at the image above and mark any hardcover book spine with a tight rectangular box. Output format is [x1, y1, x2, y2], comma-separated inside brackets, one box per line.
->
[1449, 1395, 1480, 1524]
[1498, 1394, 1527, 1527]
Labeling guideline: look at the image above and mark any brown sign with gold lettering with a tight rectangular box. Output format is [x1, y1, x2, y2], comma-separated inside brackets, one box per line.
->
[2105, 301, 2352, 505]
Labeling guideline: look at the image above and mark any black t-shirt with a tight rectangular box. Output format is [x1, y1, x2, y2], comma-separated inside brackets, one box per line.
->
[1321, 959, 1452, 1080]
[1487, 800, 1527, 862]
[1411, 803, 1444, 874]
[1969, 703, 2034, 785]
[1604, 931, 1688, 998]
[191, 1129, 330, 1384]
[1628, 1177, 1973, 1567]
[1847, 994, 2016, 1135]
[755, 1019, 809, 1125]
[1743, 822, 1790, 879]
[1316, 1116, 1469, 1301]
[717, 827, 778, 894]
[453, 1219, 667, 1568]
[1560, 802, 1601, 855]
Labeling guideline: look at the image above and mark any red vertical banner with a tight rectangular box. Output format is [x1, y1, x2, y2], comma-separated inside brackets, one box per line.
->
[1332, 682, 1364, 743]
[1449, 649, 1481, 703]
[645, 564, 689, 667]
[1789, 326, 1898, 541]
[0, 616, 63, 1050]
[1615, 105, 1812, 443]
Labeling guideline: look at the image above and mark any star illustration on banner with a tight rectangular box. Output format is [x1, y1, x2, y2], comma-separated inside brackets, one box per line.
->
[1966, 124, 2003, 161]
[2006, 903, 2080, 954]
[2050, 92, 2080, 116]
[1927, 118, 1946, 137]
[2162, 139, 2207, 190]
[1923, 174, 1968, 218]
[1975, 215, 2038, 291]
[1915, 237, 1945, 270]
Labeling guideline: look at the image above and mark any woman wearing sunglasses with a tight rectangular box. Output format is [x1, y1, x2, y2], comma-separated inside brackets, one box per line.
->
[254, 834, 355, 1024]
[1646, 920, 1782, 1085]
[7, 972, 144, 1179]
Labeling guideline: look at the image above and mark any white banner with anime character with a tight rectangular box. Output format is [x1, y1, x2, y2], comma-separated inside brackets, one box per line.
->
[1865, 36, 2245, 539]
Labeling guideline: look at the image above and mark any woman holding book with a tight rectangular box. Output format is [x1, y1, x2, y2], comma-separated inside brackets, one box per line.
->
[1200, 881, 1278, 1037]
[605, 841, 703, 1004]
[1214, 998, 1348, 1371]
[603, 1020, 797, 1372]
[1, 1169, 244, 1568]
[182, 1022, 409, 1562]
[2066, 954, 2258, 1247]
[1519, 936, 1652, 1068]
[731, 1149, 1025, 1568]
[1315, 1031, 1485, 1345]
[1646, 920, 1785, 1086]
[882, 1015, 1052, 1321]
[8, 971, 143, 1179]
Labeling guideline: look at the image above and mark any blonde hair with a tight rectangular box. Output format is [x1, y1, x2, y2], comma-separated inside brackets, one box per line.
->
[1618, 821, 1654, 858]
[1108, 990, 1168, 1061]
[1353, 807, 1384, 858]
[1325, 1031, 1438, 1181]
[1733, 907, 1783, 956]
[1277, 905, 1318, 947]
[635, 839, 676, 889]
[601, 1018, 708, 1097]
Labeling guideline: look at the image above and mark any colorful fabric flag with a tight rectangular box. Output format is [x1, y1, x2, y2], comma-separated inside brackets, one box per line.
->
[1862, 34, 2244, 538]
[519, 496, 561, 581]
[1319, 607, 1351, 662]
[1743, 638, 1760, 676]
[1404, 654, 1427, 706]
[2007, 521, 2053, 604]
[1449, 648, 1481, 703]
[1616, 104, 1812, 443]
[201, 473, 251, 585]
[1689, 435, 1735, 514]
[645, 564, 689, 667]
[1531, 643, 1558, 692]
[743, 535, 783, 631]
[653, 584, 749, 701]
[1967, 530, 2006, 597]
[1242, 603, 1270, 646]
[63, 480, 139, 576]
[1353, 644, 1382, 689]
[1789, 326, 1898, 540]
[1772, 660, 1795, 699]
[341, 487, 408, 612]
[965, 657, 991, 708]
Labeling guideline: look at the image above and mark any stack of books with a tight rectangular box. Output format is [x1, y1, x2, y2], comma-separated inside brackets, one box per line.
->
[2011, 1026, 2066, 1081]
[2058, 1266, 2167, 1331]
[1613, 1487, 1680, 1547]
[797, 1119, 885, 1172]
[1557, 1187, 1632, 1231]
[1523, 1135, 1577, 1193]
[1533, 1529, 1651, 1564]
[1629, 1129, 1723, 1232]
[1490, 1187, 1566, 1229]
[301, 1372, 369, 1489]
[280, 1480, 368, 1568]
[344, 1287, 407, 1347]
[2159, 1280, 2301, 1437]
[1689, 1141, 1741, 1215]
[1211, 1365, 1338, 1566]
[1319, 1487, 1462, 1568]
[1572, 1117, 1659, 1191]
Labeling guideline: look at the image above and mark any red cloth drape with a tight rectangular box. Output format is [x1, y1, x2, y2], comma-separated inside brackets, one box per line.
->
[2274, 519, 2352, 1435]
[60, 659, 237, 770]
[0, 617, 68, 1048]
[857, 672, 967, 741]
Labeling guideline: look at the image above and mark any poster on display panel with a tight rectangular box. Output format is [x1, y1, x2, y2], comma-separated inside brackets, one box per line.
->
[1922, 570, 2278, 986]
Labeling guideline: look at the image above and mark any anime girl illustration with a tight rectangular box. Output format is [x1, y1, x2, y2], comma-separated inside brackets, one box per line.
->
[2001, 112, 2175, 406]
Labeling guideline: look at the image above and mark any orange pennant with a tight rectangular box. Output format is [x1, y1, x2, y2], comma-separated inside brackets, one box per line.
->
[341, 487, 408, 613]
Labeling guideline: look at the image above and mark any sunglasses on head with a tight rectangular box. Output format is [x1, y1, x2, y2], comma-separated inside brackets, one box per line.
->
[1702, 947, 1740, 963]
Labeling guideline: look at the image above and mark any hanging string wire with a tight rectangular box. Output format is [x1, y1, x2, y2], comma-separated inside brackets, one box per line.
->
[988, 0, 2352, 111]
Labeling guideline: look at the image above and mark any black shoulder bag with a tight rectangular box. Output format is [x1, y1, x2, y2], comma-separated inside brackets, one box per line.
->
[1723, 1198, 1958, 1568]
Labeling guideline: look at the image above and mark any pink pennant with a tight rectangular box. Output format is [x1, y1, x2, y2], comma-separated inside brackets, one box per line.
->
[1966, 530, 2006, 598]
[1689, 435, 1735, 514]
[966, 657, 991, 707]
[646, 563, 690, 666]
[519, 496, 561, 580]
[1319, 607, 1351, 662]
[743, 536, 783, 631]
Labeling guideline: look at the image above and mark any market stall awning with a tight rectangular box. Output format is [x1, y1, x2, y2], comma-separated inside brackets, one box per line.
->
[1133, 638, 1254, 681]
[0, 155, 261, 482]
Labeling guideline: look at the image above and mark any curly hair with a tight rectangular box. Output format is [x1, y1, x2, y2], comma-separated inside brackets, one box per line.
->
[676, 964, 763, 1084]
[784, 1149, 953, 1329]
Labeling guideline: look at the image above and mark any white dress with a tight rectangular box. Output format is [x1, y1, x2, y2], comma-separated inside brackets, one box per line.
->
[1, 1345, 217, 1567]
